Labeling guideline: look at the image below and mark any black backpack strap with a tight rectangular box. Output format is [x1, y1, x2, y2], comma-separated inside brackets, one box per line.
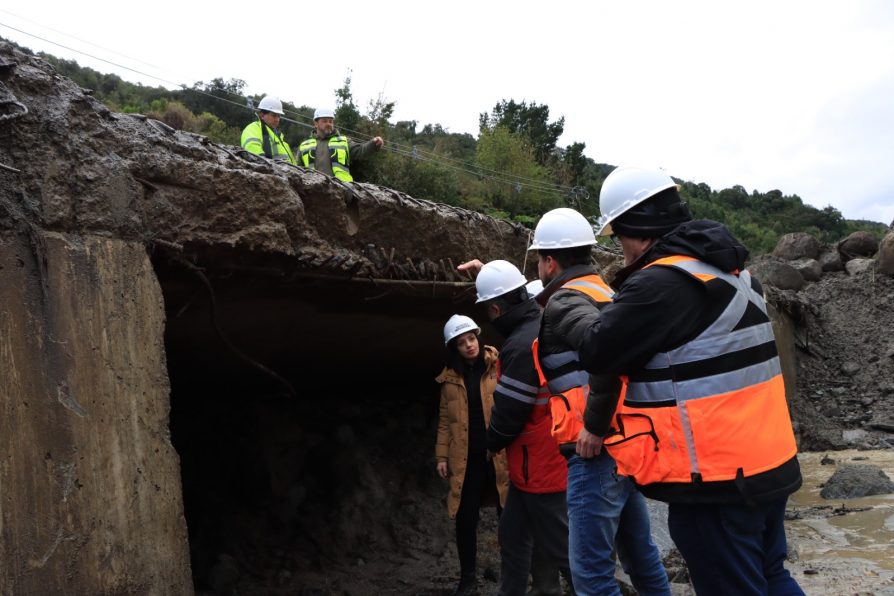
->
[260, 116, 273, 158]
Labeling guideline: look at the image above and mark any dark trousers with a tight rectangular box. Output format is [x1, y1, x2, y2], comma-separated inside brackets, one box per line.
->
[497, 484, 572, 596]
[668, 498, 805, 595]
[456, 449, 498, 576]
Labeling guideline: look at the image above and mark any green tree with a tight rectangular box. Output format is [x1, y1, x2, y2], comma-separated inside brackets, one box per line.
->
[366, 92, 395, 134]
[563, 142, 588, 183]
[334, 72, 361, 134]
[476, 126, 560, 219]
[480, 99, 565, 165]
[182, 78, 248, 130]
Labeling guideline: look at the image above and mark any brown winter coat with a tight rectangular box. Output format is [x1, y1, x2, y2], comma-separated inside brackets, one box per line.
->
[435, 346, 510, 519]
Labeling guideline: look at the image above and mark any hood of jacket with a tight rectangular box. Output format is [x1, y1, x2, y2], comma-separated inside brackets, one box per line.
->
[436, 345, 498, 384]
[613, 219, 749, 288]
[491, 298, 541, 339]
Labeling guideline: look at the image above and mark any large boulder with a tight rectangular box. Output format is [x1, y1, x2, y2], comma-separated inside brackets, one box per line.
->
[790, 258, 822, 282]
[820, 464, 894, 499]
[838, 231, 879, 260]
[817, 247, 844, 272]
[877, 231, 894, 276]
[748, 257, 804, 291]
[773, 233, 821, 260]
[845, 258, 875, 276]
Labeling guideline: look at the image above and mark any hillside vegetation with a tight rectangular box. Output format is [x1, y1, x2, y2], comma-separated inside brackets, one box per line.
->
[40, 49, 887, 255]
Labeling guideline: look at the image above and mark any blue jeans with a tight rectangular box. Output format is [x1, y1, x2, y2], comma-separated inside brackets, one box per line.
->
[567, 453, 670, 596]
[668, 498, 804, 595]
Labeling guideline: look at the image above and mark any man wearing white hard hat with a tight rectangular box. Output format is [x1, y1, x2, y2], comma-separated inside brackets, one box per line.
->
[297, 107, 384, 182]
[528, 207, 670, 595]
[240, 95, 296, 165]
[471, 259, 573, 596]
[575, 166, 803, 594]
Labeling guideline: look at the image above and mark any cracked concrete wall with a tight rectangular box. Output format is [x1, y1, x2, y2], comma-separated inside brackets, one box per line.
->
[0, 232, 191, 594]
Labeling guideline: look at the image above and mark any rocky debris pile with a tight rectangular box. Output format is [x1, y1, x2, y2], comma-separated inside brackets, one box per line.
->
[819, 464, 894, 499]
[879, 220, 894, 275]
[750, 228, 894, 293]
[749, 228, 894, 452]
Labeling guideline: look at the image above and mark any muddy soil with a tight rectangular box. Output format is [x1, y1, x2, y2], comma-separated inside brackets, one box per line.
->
[785, 450, 894, 595]
[785, 269, 894, 451]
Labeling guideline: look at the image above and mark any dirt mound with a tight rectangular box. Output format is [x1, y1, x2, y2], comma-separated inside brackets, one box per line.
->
[774, 269, 894, 451]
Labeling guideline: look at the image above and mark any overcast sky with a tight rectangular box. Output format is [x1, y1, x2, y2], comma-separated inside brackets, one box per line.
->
[2, 1, 893, 224]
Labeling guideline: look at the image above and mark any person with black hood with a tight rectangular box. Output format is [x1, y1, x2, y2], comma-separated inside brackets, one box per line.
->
[527, 207, 670, 595]
[574, 166, 804, 595]
[460, 259, 573, 596]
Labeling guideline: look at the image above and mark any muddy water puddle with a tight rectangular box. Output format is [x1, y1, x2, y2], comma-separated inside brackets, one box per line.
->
[786, 449, 894, 594]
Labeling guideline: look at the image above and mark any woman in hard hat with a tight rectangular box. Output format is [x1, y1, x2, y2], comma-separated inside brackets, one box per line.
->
[435, 315, 509, 596]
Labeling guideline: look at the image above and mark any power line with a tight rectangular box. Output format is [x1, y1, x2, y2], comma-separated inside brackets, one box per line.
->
[0, 20, 185, 89]
[0, 20, 574, 195]
[0, 8, 164, 72]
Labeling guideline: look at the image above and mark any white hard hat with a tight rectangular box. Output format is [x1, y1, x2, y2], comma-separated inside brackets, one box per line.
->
[443, 314, 480, 345]
[525, 279, 544, 298]
[475, 260, 527, 304]
[314, 107, 335, 120]
[528, 207, 597, 250]
[257, 95, 284, 115]
[596, 166, 678, 236]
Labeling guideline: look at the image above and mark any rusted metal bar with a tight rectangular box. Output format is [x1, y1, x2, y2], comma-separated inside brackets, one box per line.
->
[289, 271, 474, 288]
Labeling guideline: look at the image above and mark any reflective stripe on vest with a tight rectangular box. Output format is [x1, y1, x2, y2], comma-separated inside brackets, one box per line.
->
[625, 257, 779, 405]
[605, 256, 797, 486]
[496, 373, 550, 405]
[561, 276, 614, 302]
[299, 135, 353, 182]
[533, 274, 614, 445]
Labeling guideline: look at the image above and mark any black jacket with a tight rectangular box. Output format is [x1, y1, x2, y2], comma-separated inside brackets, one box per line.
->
[485, 299, 543, 453]
[536, 264, 620, 437]
[576, 220, 802, 504]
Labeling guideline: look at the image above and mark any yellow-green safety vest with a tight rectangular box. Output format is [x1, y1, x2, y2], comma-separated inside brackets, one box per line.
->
[240, 119, 296, 165]
[298, 135, 353, 182]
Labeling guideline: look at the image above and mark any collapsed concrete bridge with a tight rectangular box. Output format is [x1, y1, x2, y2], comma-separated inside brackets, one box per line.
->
[0, 41, 811, 595]
[0, 41, 551, 594]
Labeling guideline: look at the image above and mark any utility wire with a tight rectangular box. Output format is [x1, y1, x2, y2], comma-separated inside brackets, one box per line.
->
[0, 20, 574, 195]
[0, 20, 188, 89]
[0, 8, 164, 72]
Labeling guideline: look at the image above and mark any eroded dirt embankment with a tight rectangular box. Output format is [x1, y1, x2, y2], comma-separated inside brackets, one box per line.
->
[0, 38, 545, 594]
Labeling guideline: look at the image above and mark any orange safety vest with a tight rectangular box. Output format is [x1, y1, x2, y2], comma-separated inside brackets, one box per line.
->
[533, 274, 615, 446]
[603, 256, 798, 488]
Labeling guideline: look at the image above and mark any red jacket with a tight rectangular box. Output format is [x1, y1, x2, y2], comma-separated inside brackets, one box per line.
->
[487, 299, 567, 493]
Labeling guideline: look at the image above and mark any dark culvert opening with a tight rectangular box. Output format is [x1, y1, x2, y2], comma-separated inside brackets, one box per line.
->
[155, 255, 497, 595]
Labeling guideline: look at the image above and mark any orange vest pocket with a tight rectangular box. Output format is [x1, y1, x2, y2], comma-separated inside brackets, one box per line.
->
[548, 389, 586, 445]
[604, 413, 672, 484]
